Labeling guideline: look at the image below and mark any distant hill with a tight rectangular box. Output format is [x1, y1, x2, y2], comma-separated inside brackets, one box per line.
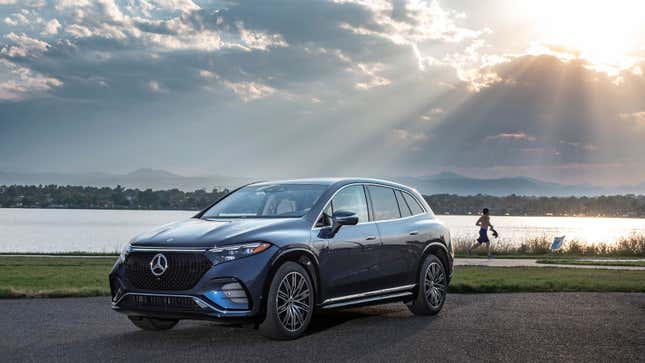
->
[1, 169, 643, 196]
[0, 169, 253, 191]
[392, 172, 645, 196]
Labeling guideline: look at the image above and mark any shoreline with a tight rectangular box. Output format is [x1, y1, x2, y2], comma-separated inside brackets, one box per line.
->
[2, 206, 645, 219]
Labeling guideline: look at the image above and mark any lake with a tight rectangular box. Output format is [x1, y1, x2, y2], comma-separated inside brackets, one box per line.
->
[0, 208, 644, 253]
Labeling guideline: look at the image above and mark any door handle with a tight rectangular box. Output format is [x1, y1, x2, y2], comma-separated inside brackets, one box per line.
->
[365, 236, 377, 241]
[409, 231, 419, 236]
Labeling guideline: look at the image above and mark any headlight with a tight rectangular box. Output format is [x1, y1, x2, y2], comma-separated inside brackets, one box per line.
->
[208, 242, 271, 265]
[118, 242, 131, 263]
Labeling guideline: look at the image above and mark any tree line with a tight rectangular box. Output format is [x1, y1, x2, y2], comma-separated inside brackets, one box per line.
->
[0, 185, 229, 210]
[1, 185, 644, 217]
[426, 194, 645, 218]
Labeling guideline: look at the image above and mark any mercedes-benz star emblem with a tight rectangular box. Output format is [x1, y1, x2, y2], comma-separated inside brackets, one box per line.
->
[150, 253, 168, 277]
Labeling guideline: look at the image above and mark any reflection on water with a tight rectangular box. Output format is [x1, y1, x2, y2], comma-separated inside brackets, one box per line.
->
[440, 215, 645, 246]
[0, 208, 644, 252]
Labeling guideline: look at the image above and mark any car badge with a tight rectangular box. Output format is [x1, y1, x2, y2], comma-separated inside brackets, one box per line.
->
[150, 253, 168, 277]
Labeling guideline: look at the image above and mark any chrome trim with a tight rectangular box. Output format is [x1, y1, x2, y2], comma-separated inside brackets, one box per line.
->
[111, 292, 251, 316]
[130, 247, 208, 253]
[321, 292, 413, 309]
[322, 284, 416, 304]
[311, 182, 429, 230]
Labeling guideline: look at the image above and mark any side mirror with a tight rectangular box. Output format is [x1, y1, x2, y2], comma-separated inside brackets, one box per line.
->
[329, 210, 358, 236]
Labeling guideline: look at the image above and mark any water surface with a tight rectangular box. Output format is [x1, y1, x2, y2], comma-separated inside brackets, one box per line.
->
[0, 208, 643, 252]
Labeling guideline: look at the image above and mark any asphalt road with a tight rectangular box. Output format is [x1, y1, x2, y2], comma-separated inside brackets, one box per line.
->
[2, 293, 644, 362]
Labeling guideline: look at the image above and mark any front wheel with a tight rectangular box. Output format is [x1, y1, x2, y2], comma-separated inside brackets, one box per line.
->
[407, 254, 448, 315]
[259, 261, 314, 340]
[128, 316, 179, 331]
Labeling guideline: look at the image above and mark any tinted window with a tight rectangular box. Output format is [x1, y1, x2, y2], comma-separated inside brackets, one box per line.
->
[368, 186, 401, 221]
[202, 183, 327, 218]
[330, 185, 369, 223]
[403, 192, 425, 215]
[395, 191, 412, 217]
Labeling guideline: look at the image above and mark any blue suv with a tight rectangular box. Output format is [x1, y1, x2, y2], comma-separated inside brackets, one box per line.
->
[110, 178, 453, 339]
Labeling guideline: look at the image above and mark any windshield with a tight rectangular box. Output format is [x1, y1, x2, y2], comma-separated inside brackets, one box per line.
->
[201, 183, 328, 219]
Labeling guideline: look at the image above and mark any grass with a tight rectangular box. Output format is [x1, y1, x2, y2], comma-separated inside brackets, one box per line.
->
[0, 251, 118, 256]
[1, 256, 644, 298]
[0, 256, 114, 298]
[535, 259, 645, 267]
[450, 266, 645, 293]
[453, 233, 645, 257]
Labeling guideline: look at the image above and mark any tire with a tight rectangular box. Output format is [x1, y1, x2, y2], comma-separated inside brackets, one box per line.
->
[407, 254, 448, 316]
[259, 261, 315, 340]
[128, 316, 179, 331]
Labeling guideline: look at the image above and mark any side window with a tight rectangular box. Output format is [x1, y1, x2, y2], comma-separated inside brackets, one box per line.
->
[330, 185, 369, 223]
[315, 204, 333, 227]
[403, 192, 425, 215]
[395, 190, 412, 217]
[367, 186, 401, 221]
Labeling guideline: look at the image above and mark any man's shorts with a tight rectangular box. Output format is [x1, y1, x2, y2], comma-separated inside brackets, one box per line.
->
[477, 228, 490, 244]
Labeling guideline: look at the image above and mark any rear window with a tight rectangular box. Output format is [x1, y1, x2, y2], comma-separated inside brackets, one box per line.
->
[395, 190, 412, 217]
[403, 192, 425, 215]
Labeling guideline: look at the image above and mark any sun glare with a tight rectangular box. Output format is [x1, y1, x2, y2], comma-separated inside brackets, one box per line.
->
[522, 0, 645, 74]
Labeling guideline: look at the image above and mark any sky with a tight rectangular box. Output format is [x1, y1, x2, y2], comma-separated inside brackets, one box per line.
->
[0, 0, 644, 186]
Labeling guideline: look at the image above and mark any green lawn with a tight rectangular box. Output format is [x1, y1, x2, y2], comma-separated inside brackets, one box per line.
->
[1, 256, 644, 298]
[0, 256, 114, 298]
[451, 266, 645, 293]
[535, 259, 645, 267]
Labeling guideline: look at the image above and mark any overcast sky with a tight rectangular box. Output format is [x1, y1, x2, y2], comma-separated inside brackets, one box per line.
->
[1, 0, 644, 186]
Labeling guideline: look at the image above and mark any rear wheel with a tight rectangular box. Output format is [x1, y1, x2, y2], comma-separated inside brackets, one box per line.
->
[259, 261, 314, 340]
[407, 254, 447, 315]
[128, 316, 179, 331]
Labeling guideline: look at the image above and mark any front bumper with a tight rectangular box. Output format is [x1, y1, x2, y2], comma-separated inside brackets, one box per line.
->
[109, 246, 278, 321]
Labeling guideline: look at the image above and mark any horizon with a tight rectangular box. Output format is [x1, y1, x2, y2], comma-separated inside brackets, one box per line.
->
[4, 166, 645, 188]
[2, 167, 645, 198]
[1, 1, 644, 187]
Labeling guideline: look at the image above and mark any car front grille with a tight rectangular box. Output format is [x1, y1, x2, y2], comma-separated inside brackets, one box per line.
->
[125, 252, 211, 291]
[119, 294, 203, 313]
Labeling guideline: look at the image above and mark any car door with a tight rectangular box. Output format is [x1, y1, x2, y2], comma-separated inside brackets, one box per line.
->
[366, 185, 418, 289]
[312, 184, 382, 300]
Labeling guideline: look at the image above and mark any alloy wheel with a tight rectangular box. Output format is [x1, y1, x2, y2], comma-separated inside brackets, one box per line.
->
[276, 271, 311, 332]
[424, 261, 447, 308]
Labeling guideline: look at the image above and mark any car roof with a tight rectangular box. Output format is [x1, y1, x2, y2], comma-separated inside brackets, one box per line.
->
[250, 177, 416, 191]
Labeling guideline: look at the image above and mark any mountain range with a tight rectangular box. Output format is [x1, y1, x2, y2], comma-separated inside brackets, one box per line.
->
[0, 169, 643, 196]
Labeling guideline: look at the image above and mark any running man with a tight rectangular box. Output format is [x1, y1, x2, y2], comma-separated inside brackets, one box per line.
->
[468, 208, 497, 258]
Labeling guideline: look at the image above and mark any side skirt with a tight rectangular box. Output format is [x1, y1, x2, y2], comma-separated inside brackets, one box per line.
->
[319, 284, 416, 310]
[320, 291, 413, 310]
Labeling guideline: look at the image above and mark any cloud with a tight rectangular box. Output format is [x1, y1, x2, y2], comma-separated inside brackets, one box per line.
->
[337, 0, 488, 71]
[619, 111, 645, 125]
[1, 32, 49, 58]
[0, 60, 62, 101]
[0, 1, 643, 185]
[222, 80, 276, 102]
[354, 62, 391, 90]
[0, 0, 43, 6]
[396, 55, 645, 180]
[150, 0, 200, 12]
[41, 19, 61, 36]
[389, 128, 429, 144]
[147, 80, 162, 93]
[487, 132, 536, 142]
[3, 8, 43, 27]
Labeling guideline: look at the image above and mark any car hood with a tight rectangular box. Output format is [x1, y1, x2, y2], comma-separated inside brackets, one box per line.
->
[130, 217, 299, 248]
